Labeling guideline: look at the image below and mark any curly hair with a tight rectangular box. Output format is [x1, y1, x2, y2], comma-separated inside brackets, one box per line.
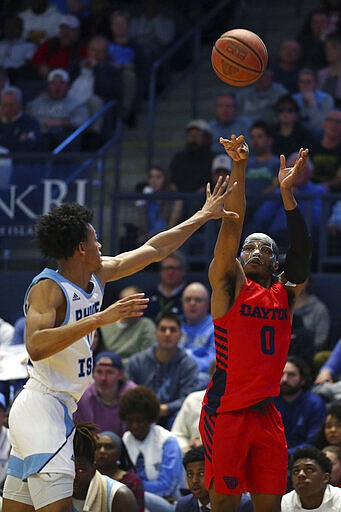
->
[73, 421, 99, 465]
[183, 446, 205, 470]
[119, 386, 160, 423]
[35, 203, 93, 260]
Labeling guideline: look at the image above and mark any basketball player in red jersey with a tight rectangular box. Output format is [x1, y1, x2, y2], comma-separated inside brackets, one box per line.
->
[199, 134, 312, 512]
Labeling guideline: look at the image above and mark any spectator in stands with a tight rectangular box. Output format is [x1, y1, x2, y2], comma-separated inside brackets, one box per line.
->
[32, 14, 87, 79]
[26, 67, 90, 149]
[19, 0, 63, 45]
[127, 311, 199, 429]
[315, 402, 341, 449]
[68, 34, 123, 147]
[99, 285, 155, 365]
[0, 15, 37, 82]
[0, 86, 41, 152]
[136, 165, 183, 244]
[236, 67, 287, 125]
[328, 199, 341, 256]
[171, 359, 216, 454]
[322, 445, 341, 487]
[120, 386, 183, 511]
[208, 92, 252, 153]
[176, 446, 253, 512]
[309, 109, 341, 190]
[281, 446, 341, 510]
[180, 282, 214, 388]
[145, 251, 187, 321]
[251, 151, 325, 254]
[108, 9, 147, 127]
[96, 431, 145, 512]
[73, 351, 136, 436]
[0, 393, 10, 491]
[274, 356, 326, 457]
[73, 422, 138, 512]
[296, 7, 329, 70]
[271, 94, 316, 158]
[318, 32, 341, 107]
[294, 275, 331, 352]
[293, 67, 335, 138]
[169, 118, 214, 193]
[245, 120, 279, 199]
[130, 0, 175, 63]
[210, 153, 232, 186]
[272, 39, 302, 94]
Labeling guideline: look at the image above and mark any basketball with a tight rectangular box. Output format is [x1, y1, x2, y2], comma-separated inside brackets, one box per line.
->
[211, 28, 268, 87]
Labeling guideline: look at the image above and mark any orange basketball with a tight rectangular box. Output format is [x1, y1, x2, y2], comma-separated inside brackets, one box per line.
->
[211, 28, 268, 87]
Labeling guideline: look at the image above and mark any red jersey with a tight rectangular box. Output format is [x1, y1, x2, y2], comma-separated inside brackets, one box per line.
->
[203, 279, 291, 413]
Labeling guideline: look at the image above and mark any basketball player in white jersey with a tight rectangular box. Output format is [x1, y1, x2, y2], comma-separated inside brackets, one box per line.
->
[3, 177, 237, 512]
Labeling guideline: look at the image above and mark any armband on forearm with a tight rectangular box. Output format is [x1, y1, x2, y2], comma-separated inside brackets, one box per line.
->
[284, 207, 312, 284]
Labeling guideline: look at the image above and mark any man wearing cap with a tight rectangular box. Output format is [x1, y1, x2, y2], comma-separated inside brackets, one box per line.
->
[74, 351, 136, 436]
[26, 67, 90, 149]
[211, 153, 232, 186]
[169, 118, 215, 193]
[32, 14, 87, 79]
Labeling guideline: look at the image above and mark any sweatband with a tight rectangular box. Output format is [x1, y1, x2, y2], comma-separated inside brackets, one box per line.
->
[284, 207, 312, 284]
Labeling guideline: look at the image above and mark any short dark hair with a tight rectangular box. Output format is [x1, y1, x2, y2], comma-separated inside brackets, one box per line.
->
[250, 120, 273, 138]
[35, 203, 93, 260]
[292, 447, 332, 474]
[183, 446, 205, 469]
[119, 386, 160, 422]
[155, 311, 181, 328]
[286, 355, 313, 389]
[275, 94, 299, 113]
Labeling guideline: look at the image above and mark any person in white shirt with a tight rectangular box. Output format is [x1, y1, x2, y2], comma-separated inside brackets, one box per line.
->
[281, 446, 341, 511]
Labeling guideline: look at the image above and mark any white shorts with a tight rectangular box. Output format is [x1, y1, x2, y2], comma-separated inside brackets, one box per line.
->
[7, 381, 76, 481]
[3, 473, 73, 509]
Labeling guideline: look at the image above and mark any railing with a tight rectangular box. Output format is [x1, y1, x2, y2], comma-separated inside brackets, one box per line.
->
[108, 190, 341, 273]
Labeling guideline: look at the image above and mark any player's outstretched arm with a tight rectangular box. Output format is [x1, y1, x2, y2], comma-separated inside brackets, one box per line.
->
[99, 176, 238, 283]
[209, 135, 249, 319]
[25, 280, 149, 360]
[278, 148, 312, 292]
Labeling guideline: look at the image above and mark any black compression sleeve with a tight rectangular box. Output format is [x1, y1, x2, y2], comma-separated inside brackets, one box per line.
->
[284, 207, 312, 284]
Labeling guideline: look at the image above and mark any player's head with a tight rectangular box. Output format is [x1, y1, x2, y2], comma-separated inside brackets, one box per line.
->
[35, 203, 94, 260]
[240, 233, 279, 275]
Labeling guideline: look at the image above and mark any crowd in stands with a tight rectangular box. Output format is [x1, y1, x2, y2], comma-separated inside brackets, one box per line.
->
[2, 2, 341, 511]
[1, 240, 341, 510]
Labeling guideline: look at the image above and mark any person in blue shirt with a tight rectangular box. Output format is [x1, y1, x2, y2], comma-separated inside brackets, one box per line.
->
[180, 282, 215, 389]
[315, 337, 341, 385]
[274, 356, 326, 458]
[127, 311, 199, 429]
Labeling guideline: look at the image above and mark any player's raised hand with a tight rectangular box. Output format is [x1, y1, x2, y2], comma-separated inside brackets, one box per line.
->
[278, 148, 309, 189]
[100, 293, 149, 325]
[219, 134, 249, 161]
[201, 175, 239, 220]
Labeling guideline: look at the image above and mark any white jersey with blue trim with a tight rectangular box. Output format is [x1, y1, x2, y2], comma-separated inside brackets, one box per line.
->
[24, 268, 104, 402]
